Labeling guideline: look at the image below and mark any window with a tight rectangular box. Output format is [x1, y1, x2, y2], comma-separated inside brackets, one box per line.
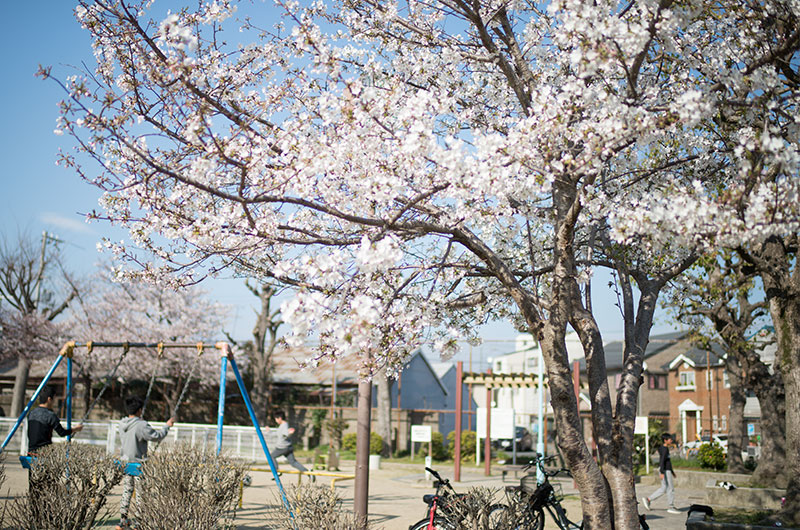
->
[723, 370, 730, 388]
[648, 374, 667, 390]
[721, 415, 727, 430]
[678, 371, 696, 389]
[713, 415, 718, 430]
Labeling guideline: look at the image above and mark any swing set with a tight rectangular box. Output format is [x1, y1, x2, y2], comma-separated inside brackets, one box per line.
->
[0, 340, 294, 515]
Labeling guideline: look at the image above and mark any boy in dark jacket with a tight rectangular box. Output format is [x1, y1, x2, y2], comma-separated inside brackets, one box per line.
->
[642, 433, 681, 514]
[116, 396, 174, 529]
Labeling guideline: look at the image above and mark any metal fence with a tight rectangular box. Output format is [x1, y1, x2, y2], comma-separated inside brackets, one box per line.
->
[0, 417, 279, 463]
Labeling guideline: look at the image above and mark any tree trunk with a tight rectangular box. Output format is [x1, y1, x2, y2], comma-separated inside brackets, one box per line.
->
[251, 358, 270, 424]
[750, 375, 787, 487]
[10, 357, 31, 417]
[725, 356, 747, 473]
[353, 379, 372, 528]
[376, 375, 393, 457]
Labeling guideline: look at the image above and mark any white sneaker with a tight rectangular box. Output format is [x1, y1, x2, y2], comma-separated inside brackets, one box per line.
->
[667, 507, 681, 514]
[641, 497, 651, 511]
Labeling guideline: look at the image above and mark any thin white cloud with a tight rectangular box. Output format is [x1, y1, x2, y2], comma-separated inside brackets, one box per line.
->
[40, 212, 95, 235]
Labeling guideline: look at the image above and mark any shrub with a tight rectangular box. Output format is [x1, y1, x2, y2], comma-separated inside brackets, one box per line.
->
[370, 432, 383, 454]
[7, 442, 124, 528]
[264, 484, 373, 529]
[698, 442, 726, 470]
[132, 443, 247, 529]
[326, 416, 348, 450]
[342, 432, 357, 453]
[340, 432, 383, 454]
[447, 430, 477, 461]
[420, 431, 448, 461]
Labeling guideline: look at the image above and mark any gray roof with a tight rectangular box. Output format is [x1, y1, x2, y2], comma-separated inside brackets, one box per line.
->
[579, 331, 687, 372]
[663, 341, 727, 370]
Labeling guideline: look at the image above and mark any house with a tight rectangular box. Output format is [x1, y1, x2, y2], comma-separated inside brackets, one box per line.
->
[665, 341, 730, 445]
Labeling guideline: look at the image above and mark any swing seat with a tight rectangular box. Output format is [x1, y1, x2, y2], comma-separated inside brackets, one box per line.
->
[114, 460, 143, 476]
[19, 455, 35, 469]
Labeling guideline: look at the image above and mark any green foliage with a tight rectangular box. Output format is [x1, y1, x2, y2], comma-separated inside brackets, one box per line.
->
[342, 433, 357, 453]
[420, 431, 448, 461]
[634, 419, 667, 472]
[340, 432, 383, 454]
[370, 432, 383, 454]
[326, 416, 348, 450]
[698, 442, 726, 470]
[447, 430, 477, 461]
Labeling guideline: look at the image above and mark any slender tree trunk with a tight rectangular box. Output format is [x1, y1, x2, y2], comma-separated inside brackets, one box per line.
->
[376, 375, 392, 457]
[725, 356, 747, 473]
[354, 379, 372, 528]
[10, 357, 31, 417]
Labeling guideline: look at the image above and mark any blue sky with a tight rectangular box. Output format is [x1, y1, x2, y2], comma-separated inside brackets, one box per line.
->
[0, 2, 681, 367]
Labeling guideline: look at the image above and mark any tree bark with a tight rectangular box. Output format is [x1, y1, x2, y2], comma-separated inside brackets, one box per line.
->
[10, 357, 31, 417]
[354, 379, 372, 528]
[376, 374, 393, 457]
[725, 356, 747, 473]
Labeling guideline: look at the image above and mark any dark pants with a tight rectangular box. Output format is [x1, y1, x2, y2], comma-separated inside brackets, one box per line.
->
[270, 446, 308, 472]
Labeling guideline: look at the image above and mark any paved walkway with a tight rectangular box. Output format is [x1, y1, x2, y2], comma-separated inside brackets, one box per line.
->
[2, 460, 701, 529]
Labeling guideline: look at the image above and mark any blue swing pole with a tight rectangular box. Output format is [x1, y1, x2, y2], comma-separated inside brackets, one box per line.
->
[1, 341, 74, 453]
[224, 345, 294, 517]
[216, 350, 228, 455]
[66, 356, 73, 436]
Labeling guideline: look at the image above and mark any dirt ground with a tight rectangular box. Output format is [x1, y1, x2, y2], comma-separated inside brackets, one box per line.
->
[2, 459, 692, 529]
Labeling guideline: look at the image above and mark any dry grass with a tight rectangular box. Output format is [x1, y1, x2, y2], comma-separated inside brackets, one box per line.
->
[263, 483, 372, 529]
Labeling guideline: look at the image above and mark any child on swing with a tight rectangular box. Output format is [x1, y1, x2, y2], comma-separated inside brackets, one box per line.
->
[116, 395, 174, 529]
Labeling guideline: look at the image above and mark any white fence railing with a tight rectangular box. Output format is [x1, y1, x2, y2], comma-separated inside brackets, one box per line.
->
[0, 417, 280, 463]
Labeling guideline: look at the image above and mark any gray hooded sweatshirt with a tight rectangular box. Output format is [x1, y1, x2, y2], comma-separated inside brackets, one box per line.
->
[118, 416, 170, 462]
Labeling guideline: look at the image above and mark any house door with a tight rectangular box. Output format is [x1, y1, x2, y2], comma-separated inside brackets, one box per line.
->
[685, 412, 698, 443]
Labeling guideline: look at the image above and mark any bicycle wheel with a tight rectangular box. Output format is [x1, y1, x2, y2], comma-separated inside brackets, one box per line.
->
[487, 504, 509, 529]
[520, 507, 545, 530]
[408, 517, 455, 530]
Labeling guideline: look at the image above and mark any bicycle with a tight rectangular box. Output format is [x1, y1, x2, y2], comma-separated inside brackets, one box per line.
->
[408, 467, 505, 530]
[490, 454, 649, 530]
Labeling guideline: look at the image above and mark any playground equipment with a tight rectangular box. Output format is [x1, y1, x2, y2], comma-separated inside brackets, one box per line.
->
[0, 340, 294, 516]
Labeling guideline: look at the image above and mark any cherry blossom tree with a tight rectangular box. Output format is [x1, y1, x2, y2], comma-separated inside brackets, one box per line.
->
[0, 233, 77, 416]
[49, 0, 798, 526]
[67, 266, 230, 420]
[665, 253, 786, 483]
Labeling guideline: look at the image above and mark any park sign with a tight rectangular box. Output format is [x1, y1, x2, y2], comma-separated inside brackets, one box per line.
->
[411, 425, 432, 443]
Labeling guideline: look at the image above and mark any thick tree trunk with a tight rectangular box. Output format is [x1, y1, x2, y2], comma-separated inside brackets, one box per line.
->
[725, 356, 747, 473]
[10, 357, 31, 417]
[376, 375, 393, 457]
[750, 376, 787, 487]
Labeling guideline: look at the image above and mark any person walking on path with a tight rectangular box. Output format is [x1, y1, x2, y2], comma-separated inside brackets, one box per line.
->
[643, 432, 681, 514]
[269, 409, 312, 480]
[116, 396, 174, 529]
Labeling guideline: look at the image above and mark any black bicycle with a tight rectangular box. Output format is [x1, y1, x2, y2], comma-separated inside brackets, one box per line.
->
[409, 467, 505, 530]
[490, 454, 649, 530]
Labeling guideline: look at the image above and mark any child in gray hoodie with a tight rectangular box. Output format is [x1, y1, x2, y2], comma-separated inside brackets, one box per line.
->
[116, 396, 174, 529]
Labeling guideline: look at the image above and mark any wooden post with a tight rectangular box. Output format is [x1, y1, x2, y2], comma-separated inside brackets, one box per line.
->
[484, 369, 492, 476]
[454, 361, 463, 481]
[354, 379, 372, 528]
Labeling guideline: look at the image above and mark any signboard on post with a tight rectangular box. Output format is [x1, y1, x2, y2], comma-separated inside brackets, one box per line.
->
[411, 425, 432, 442]
[476, 408, 515, 464]
[635, 416, 650, 474]
[410, 425, 432, 461]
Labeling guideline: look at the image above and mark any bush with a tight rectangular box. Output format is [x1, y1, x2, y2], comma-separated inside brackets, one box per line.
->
[132, 443, 247, 529]
[698, 442, 726, 470]
[265, 484, 373, 529]
[447, 430, 477, 461]
[340, 432, 383, 454]
[342, 432, 357, 453]
[420, 431, 448, 461]
[7, 442, 124, 528]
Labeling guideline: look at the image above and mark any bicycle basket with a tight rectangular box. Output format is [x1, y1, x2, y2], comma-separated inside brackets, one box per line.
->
[521, 474, 538, 494]
[551, 481, 564, 502]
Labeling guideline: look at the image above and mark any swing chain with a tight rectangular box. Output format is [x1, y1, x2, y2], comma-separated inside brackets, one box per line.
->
[141, 342, 165, 418]
[171, 344, 204, 419]
[79, 342, 131, 424]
